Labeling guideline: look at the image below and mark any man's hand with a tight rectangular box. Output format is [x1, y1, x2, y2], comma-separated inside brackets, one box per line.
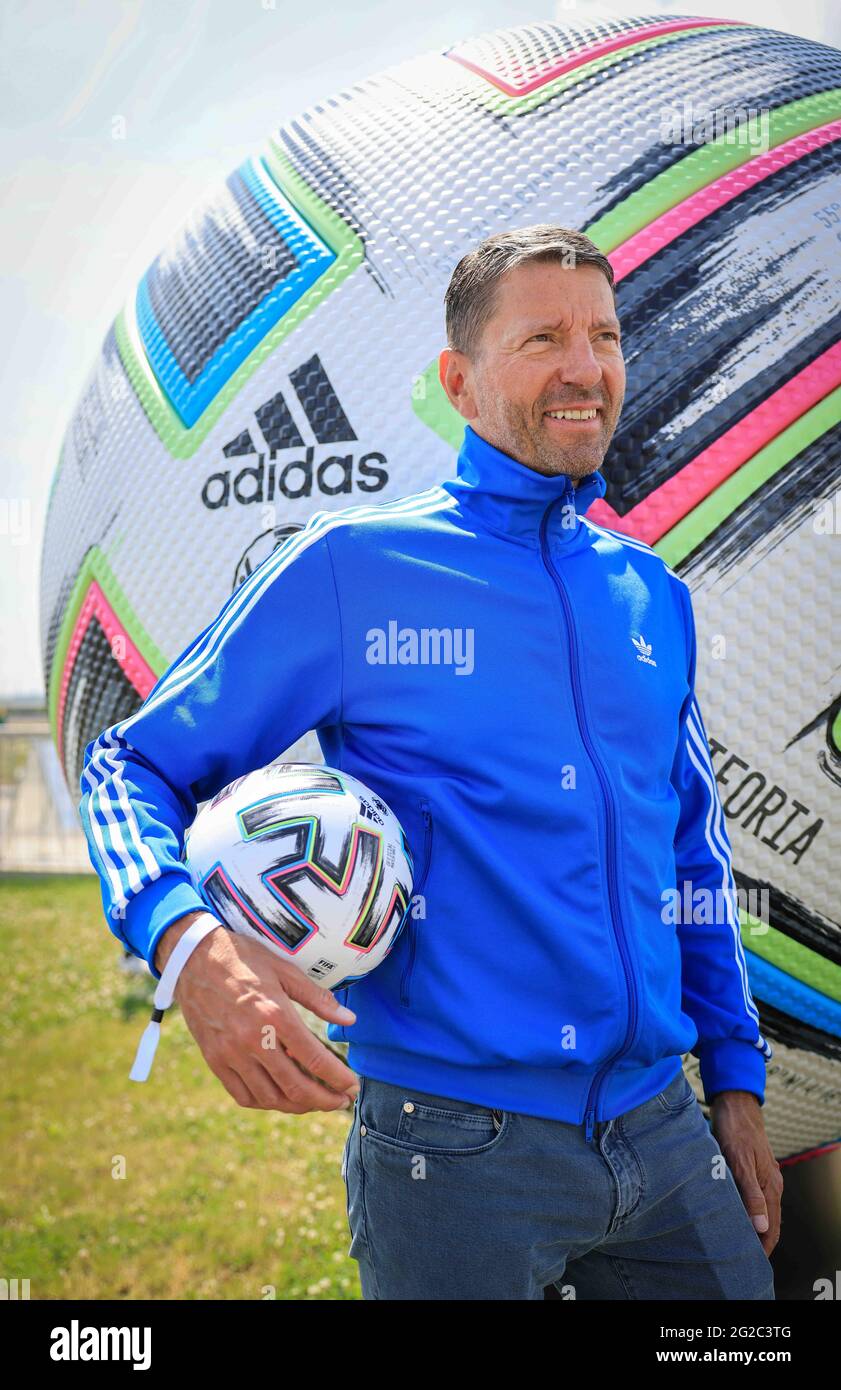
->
[709, 1090, 783, 1256]
[154, 911, 360, 1114]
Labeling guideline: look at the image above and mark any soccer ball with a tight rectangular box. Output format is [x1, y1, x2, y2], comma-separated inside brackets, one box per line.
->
[183, 762, 415, 989]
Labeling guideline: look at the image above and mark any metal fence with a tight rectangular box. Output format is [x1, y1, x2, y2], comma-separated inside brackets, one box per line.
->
[0, 699, 323, 876]
[0, 698, 92, 874]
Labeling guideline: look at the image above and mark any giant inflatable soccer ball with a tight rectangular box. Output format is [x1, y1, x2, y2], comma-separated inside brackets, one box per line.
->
[41, 15, 840, 1160]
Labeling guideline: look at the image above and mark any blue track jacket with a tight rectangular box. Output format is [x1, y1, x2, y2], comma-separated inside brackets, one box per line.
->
[80, 423, 772, 1131]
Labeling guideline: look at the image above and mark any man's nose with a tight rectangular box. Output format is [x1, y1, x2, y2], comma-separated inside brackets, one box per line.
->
[548, 337, 603, 389]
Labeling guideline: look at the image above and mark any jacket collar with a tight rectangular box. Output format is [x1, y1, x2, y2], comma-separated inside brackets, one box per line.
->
[441, 424, 607, 546]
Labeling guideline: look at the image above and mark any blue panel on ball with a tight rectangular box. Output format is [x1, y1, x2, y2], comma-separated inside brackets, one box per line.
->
[744, 950, 841, 1040]
[136, 156, 335, 428]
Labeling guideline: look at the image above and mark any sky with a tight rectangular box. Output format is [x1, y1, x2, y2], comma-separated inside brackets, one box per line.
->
[1, 0, 838, 697]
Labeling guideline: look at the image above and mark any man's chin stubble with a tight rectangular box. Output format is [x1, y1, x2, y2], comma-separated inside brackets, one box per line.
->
[535, 442, 606, 479]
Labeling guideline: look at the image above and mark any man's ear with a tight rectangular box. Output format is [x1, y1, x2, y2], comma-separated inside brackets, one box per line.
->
[439, 347, 478, 421]
[437, 347, 450, 394]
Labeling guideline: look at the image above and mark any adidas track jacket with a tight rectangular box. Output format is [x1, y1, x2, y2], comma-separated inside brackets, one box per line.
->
[80, 423, 772, 1129]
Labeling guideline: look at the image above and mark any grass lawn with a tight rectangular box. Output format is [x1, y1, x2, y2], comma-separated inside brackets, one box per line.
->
[0, 874, 360, 1300]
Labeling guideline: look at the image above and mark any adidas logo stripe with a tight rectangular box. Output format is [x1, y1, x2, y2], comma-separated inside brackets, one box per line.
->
[223, 352, 357, 456]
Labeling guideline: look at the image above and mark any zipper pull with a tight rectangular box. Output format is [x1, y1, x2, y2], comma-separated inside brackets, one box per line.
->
[584, 1109, 595, 1144]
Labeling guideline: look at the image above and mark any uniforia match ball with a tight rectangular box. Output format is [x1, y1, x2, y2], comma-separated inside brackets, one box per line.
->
[183, 762, 415, 989]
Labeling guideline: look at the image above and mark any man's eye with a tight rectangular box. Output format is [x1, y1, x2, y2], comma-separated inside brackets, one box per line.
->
[529, 331, 618, 343]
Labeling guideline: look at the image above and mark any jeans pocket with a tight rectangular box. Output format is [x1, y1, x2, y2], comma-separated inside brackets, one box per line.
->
[655, 1069, 696, 1113]
[395, 1101, 506, 1151]
[359, 1074, 507, 1155]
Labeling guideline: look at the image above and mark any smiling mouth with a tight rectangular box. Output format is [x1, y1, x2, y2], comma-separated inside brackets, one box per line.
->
[543, 407, 601, 422]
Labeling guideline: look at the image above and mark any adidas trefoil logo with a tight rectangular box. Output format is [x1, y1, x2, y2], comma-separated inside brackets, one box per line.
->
[201, 352, 389, 510]
[631, 633, 657, 667]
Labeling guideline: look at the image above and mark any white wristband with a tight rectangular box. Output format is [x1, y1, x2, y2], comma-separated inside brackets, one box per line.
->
[129, 914, 222, 1083]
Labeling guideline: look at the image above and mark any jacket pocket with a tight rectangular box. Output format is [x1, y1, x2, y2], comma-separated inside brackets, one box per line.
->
[399, 799, 434, 1007]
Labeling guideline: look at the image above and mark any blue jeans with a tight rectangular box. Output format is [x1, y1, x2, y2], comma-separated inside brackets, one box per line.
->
[341, 1068, 775, 1300]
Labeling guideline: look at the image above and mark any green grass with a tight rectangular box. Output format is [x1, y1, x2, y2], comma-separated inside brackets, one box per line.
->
[0, 874, 360, 1300]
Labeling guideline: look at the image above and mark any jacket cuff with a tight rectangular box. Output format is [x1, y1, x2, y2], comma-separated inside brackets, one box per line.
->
[696, 1036, 768, 1107]
[119, 873, 213, 980]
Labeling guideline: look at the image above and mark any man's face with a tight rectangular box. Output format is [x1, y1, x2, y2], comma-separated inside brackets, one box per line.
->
[439, 259, 625, 481]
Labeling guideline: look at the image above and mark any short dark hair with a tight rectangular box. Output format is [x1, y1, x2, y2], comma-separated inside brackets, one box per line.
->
[444, 225, 615, 359]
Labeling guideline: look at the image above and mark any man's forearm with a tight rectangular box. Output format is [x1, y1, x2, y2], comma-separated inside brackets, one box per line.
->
[709, 1088, 762, 1110]
[154, 910, 218, 975]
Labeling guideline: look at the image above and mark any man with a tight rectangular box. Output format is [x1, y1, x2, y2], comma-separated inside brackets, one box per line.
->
[80, 224, 782, 1301]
